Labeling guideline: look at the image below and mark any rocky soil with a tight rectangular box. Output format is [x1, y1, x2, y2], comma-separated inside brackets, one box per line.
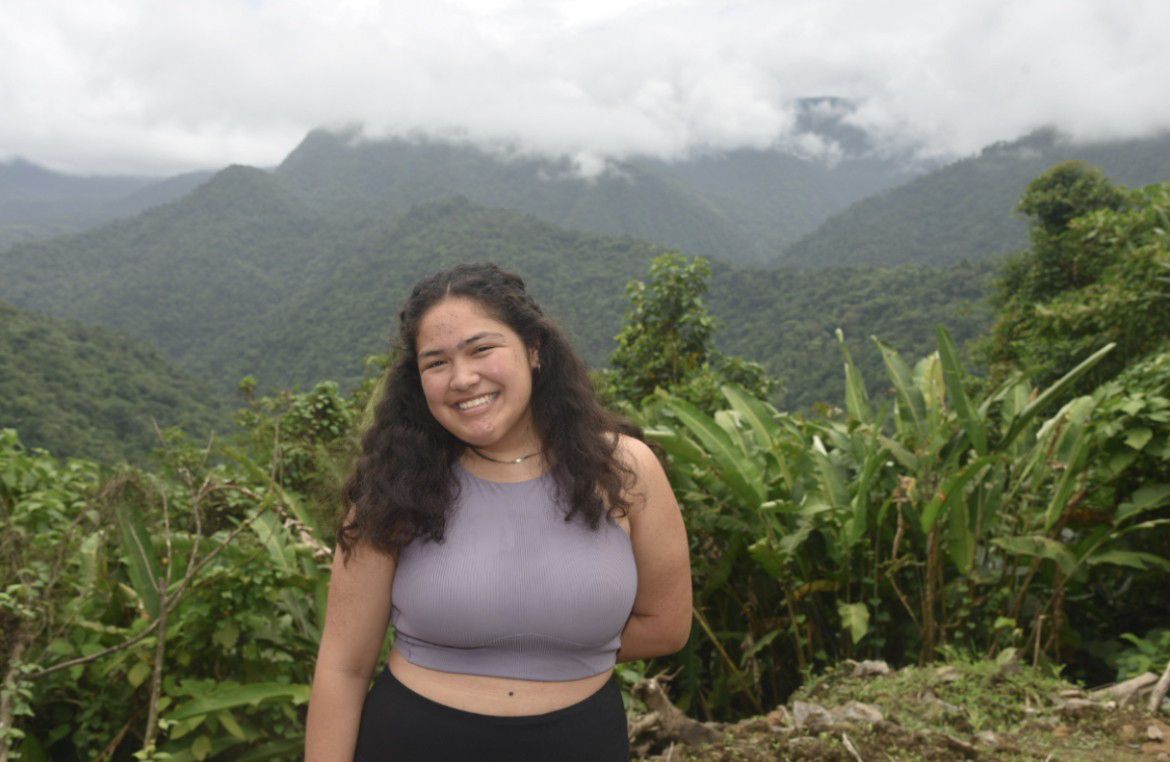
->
[628, 657, 1170, 761]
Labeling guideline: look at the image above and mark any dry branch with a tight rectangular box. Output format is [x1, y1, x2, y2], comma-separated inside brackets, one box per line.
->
[1149, 660, 1170, 715]
[1091, 671, 1157, 705]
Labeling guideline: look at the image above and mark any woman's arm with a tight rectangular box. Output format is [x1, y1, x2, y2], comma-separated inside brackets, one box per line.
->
[304, 538, 396, 762]
[616, 436, 693, 661]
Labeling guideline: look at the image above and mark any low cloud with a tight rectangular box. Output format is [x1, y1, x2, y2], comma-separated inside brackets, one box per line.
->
[2, 0, 1168, 175]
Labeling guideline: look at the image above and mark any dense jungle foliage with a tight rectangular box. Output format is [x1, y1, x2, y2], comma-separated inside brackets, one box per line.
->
[0, 301, 227, 462]
[2, 168, 1169, 760]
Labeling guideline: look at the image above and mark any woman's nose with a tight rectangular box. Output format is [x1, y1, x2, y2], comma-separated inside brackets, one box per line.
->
[450, 359, 479, 389]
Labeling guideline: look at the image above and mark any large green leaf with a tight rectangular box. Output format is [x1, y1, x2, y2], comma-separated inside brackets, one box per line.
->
[993, 536, 1077, 575]
[250, 510, 296, 574]
[1043, 433, 1092, 531]
[920, 455, 994, 532]
[748, 536, 784, 579]
[846, 446, 884, 549]
[1085, 549, 1170, 571]
[809, 437, 848, 513]
[644, 425, 707, 466]
[166, 683, 311, 722]
[875, 339, 927, 442]
[662, 398, 765, 507]
[878, 435, 919, 471]
[936, 325, 988, 455]
[1000, 343, 1115, 449]
[947, 497, 975, 573]
[114, 497, 163, 618]
[1116, 484, 1170, 523]
[836, 329, 873, 424]
[837, 601, 870, 644]
[721, 384, 782, 451]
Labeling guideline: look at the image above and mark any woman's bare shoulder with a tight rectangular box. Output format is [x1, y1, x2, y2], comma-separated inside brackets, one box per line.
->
[612, 432, 659, 470]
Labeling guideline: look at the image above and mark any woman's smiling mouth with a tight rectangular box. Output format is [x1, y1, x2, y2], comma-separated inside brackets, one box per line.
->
[454, 392, 499, 411]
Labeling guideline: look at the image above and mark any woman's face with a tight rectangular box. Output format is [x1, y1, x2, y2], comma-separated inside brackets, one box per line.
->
[415, 296, 540, 454]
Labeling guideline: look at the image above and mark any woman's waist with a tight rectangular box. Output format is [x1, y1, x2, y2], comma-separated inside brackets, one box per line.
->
[387, 648, 614, 717]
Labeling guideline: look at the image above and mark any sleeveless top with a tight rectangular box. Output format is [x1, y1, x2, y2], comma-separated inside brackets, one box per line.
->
[390, 463, 638, 681]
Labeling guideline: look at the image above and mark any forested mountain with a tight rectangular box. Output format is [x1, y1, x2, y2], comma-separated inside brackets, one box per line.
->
[271, 130, 759, 263]
[0, 152, 992, 412]
[0, 300, 227, 462]
[270, 106, 917, 266]
[199, 197, 669, 390]
[781, 129, 1170, 267]
[0, 158, 214, 250]
[709, 260, 995, 410]
[203, 201, 995, 409]
[0, 165, 346, 365]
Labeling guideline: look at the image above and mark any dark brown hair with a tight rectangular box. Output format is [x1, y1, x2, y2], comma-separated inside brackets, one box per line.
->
[339, 262, 641, 557]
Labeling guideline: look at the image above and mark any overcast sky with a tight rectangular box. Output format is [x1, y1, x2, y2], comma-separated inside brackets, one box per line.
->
[3, 0, 1168, 176]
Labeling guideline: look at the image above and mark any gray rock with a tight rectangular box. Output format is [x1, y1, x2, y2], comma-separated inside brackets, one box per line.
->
[975, 730, 1000, 747]
[832, 701, 885, 725]
[792, 700, 834, 731]
[850, 659, 892, 677]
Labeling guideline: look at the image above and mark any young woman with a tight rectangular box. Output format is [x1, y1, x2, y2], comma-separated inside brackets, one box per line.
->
[305, 263, 692, 761]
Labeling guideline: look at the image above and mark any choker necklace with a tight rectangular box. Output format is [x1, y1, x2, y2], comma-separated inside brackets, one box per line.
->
[471, 447, 542, 464]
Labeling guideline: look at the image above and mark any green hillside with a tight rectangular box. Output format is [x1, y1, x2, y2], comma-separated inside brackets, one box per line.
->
[199, 197, 669, 390]
[0, 159, 994, 412]
[270, 128, 918, 267]
[0, 158, 213, 251]
[272, 130, 758, 263]
[0, 300, 228, 462]
[0, 165, 347, 364]
[782, 129, 1170, 266]
[710, 260, 996, 410]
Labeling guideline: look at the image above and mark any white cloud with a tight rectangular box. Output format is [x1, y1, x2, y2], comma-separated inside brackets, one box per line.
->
[1, 0, 1167, 175]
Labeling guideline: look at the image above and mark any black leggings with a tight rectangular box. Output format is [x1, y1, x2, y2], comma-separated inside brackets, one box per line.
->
[354, 668, 630, 761]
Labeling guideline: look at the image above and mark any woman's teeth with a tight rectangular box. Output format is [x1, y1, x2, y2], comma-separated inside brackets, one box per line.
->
[456, 393, 496, 410]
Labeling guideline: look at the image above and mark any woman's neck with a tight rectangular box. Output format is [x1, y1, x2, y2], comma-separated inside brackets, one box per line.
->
[459, 446, 548, 484]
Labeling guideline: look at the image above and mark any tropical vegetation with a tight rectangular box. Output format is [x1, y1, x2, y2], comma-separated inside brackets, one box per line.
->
[2, 167, 1169, 760]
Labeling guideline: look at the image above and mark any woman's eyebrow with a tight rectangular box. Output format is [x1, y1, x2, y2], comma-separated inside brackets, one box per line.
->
[417, 332, 505, 359]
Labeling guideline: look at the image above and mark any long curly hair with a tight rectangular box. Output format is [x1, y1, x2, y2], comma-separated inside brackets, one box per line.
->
[339, 262, 641, 557]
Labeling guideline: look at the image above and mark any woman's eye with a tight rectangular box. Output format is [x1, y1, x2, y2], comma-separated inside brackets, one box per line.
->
[474, 345, 494, 354]
[422, 359, 446, 370]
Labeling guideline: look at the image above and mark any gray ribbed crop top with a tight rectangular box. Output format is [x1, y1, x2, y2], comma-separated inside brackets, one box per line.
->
[390, 464, 637, 681]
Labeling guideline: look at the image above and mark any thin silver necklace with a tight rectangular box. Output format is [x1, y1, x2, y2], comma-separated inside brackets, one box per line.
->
[470, 447, 543, 464]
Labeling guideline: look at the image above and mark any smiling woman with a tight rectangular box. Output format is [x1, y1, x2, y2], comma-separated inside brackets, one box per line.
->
[304, 262, 692, 761]
[416, 298, 540, 458]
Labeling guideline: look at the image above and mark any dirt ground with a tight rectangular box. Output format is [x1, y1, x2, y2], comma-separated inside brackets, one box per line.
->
[628, 658, 1170, 761]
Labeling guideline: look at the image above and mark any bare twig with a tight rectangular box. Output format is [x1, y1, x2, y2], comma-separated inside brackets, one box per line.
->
[1032, 614, 1045, 667]
[1149, 660, 1170, 714]
[95, 716, 135, 762]
[842, 732, 865, 762]
[1091, 671, 1157, 703]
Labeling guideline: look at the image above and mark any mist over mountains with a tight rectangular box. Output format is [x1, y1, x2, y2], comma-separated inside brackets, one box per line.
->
[782, 129, 1170, 267]
[0, 158, 215, 251]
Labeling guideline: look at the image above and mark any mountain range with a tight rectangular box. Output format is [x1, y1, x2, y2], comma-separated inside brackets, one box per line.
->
[4, 120, 1169, 460]
[0, 157, 214, 251]
[780, 129, 1170, 266]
